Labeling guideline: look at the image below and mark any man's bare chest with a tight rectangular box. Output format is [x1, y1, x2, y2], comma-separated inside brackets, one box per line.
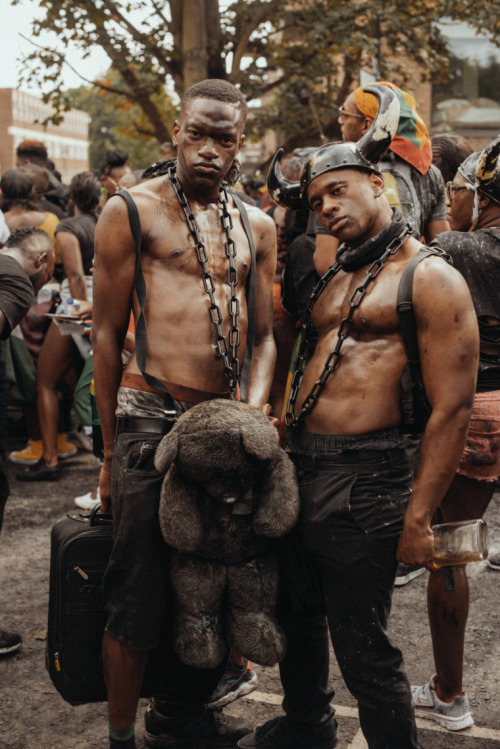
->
[313, 266, 403, 337]
[143, 203, 251, 280]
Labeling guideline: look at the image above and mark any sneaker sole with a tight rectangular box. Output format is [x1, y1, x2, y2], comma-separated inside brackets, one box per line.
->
[8, 455, 41, 465]
[237, 737, 337, 749]
[394, 567, 426, 586]
[143, 732, 193, 748]
[414, 707, 474, 731]
[207, 674, 259, 709]
[10, 447, 77, 463]
[58, 447, 78, 458]
[0, 642, 21, 655]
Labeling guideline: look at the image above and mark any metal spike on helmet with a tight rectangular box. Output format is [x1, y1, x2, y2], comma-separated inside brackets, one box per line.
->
[267, 84, 401, 210]
[356, 84, 401, 165]
[267, 148, 305, 211]
[458, 151, 481, 187]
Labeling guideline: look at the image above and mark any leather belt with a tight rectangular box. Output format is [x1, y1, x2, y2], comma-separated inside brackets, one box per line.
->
[116, 416, 176, 435]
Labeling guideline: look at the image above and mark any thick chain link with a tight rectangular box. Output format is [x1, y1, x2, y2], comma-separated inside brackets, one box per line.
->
[285, 228, 411, 427]
[168, 165, 240, 396]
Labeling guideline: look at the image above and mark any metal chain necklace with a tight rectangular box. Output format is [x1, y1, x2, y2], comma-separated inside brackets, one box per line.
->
[285, 227, 411, 427]
[168, 164, 240, 397]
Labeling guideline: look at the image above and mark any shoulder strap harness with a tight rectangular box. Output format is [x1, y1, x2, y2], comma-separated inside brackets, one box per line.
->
[112, 188, 257, 406]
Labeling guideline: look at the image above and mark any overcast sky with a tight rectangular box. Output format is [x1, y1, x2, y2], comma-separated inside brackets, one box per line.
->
[0, 0, 110, 95]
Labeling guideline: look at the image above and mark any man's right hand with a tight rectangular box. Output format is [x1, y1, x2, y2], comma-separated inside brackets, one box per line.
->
[98, 460, 113, 515]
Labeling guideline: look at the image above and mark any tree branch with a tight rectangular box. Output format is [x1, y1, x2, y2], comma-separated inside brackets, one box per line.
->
[230, 0, 283, 77]
[100, 0, 174, 76]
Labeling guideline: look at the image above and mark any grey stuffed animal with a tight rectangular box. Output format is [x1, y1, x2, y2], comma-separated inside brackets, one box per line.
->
[155, 399, 299, 669]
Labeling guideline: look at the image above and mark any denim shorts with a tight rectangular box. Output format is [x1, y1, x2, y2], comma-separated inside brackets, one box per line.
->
[102, 429, 172, 651]
[457, 390, 500, 482]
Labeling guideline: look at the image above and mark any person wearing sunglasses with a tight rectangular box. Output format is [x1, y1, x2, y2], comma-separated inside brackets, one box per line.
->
[311, 81, 450, 278]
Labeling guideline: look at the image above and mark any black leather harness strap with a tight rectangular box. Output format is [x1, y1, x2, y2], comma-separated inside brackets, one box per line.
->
[112, 188, 257, 406]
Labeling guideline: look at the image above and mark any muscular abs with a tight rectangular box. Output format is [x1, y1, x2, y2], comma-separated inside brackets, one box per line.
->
[297, 250, 414, 435]
[126, 183, 251, 393]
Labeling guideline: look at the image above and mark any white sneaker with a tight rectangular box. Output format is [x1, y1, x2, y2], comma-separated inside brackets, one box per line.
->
[412, 675, 473, 731]
[207, 659, 259, 708]
[74, 487, 100, 510]
[70, 426, 93, 453]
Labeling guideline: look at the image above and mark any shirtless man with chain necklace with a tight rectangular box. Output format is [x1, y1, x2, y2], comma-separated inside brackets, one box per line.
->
[92, 79, 276, 749]
[238, 85, 478, 749]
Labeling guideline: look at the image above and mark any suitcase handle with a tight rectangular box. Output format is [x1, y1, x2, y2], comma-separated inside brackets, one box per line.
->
[90, 505, 113, 525]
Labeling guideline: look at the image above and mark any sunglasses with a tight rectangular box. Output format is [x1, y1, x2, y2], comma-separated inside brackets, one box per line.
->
[338, 106, 366, 121]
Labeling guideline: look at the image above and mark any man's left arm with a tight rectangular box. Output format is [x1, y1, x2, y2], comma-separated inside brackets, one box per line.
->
[423, 166, 450, 243]
[245, 209, 277, 410]
[397, 257, 479, 567]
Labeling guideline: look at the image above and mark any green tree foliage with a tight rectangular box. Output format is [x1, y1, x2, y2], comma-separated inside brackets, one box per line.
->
[66, 71, 177, 171]
[14, 0, 500, 156]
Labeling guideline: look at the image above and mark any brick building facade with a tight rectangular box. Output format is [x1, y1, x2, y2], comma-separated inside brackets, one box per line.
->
[0, 89, 89, 183]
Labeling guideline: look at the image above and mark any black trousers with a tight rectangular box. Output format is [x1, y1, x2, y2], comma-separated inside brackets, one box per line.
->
[278, 447, 419, 749]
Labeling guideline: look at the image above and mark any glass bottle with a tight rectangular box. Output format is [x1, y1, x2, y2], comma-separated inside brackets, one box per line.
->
[431, 519, 488, 568]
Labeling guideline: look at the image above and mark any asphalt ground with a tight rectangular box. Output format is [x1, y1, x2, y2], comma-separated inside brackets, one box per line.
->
[0, 426, 499, 748]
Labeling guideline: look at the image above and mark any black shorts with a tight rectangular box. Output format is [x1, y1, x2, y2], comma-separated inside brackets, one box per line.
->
[102, 430, 171, 651]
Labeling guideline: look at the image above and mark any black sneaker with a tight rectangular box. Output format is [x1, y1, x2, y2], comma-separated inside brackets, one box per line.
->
[16, 458, 61, 482]
[207, 659, 258, 708]
[236, 716, 337, 749]
[394, 563, 426, 587]
[109, 738, 136, 749]
[0, 629, 22, 656]
[144, 701, 252, 747]
[236, 715, 337, 749]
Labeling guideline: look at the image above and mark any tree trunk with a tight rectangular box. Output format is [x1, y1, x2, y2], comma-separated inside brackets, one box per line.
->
[206, 0, 226, 79]
[182, 0, 208, 92]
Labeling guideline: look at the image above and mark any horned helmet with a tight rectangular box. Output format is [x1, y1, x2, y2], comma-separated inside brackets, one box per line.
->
[267, 84, 401, 210]
[458, 135, 500, 205]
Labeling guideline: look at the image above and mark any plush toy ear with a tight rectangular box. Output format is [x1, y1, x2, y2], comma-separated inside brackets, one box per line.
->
[253, 451, 300, 538]
[154, 431, 179, 473]
[241, 424, 279, 461]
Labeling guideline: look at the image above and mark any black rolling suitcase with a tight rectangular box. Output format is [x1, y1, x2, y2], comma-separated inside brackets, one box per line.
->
[46, 507, 114, 704]
[47, 507, 171, 705]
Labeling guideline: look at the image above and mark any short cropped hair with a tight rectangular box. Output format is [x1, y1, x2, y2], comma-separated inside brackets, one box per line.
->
[431, 133, 475, 185]
[16, 139, 48, 164]
[181, 79, 247, 122]
[0, 168, 38, 210]
[70, 171, 101, 213]
[5, 226, 52, 252]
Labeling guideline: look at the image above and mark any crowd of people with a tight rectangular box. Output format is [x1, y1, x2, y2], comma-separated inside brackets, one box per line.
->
[0, 77, 499, 749]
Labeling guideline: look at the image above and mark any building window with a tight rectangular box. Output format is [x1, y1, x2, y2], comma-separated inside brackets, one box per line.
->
[432, 19, 500, 133]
